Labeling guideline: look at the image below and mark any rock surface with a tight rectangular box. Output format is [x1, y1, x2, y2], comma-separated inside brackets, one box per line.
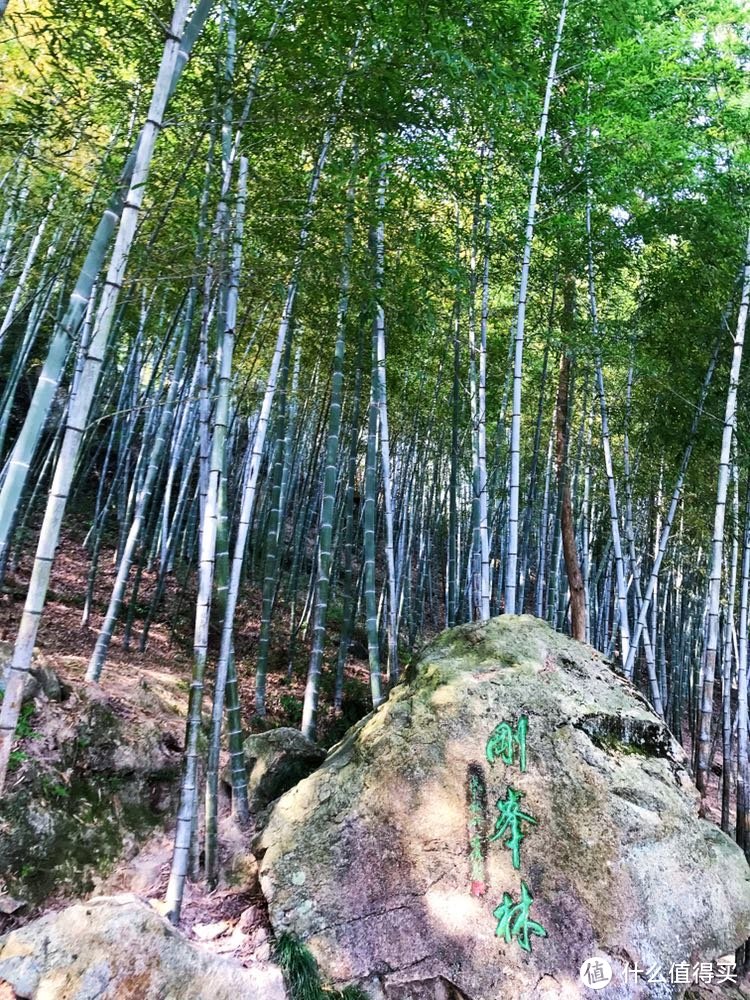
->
[0, 894, 288, 999]
[0, 690, 181, 912]
[0, 642, 62, 706]
[226, 726, 326, 814]
[258, 615, 750, 1000]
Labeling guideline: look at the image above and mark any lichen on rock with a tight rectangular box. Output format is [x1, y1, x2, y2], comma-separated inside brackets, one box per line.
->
[0, 894, 287, 999]
[0, 690, 181, 913]
[257, 615, 750, 1000]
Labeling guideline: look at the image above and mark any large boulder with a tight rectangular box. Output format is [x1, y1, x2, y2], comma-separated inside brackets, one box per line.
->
[257, 615, 750, 1000]
[0, 894, 288, 999]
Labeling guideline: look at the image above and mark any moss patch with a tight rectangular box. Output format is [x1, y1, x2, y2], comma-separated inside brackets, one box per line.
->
[575, 712, 671, 758]
[0, 769, 164, 904]
[0, 700, 178, 908]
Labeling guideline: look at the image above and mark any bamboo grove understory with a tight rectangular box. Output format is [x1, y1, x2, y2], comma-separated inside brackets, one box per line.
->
[1, 0, 750, 931]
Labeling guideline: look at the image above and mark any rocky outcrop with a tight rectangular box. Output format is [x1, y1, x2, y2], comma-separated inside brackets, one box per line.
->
[0, 690, 181, 914]
[0, 894, 288, 999]
[257, 615, 750, 1000]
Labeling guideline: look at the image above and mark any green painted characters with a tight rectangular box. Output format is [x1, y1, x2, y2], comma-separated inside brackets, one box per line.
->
[482, 713, 548, 953]
[489, 786, 537, 870]
[493, 881, 547, 953]
[486, 715, 528, 771]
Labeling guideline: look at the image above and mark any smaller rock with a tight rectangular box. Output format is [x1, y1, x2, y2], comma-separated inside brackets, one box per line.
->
[0, 668, 39, 704]
[0, 895, 24, 916]
[224, 727, 325, 815]
[227, 849, 259, 888]
[250, 939, 271, 963]
[238, 905, 265, 933]
[0, 643, 61, 704]
[193, 920, 230, 941]
[29, 663, 63, 702]
[0, 894, 288, 1000]
[20, 673, 40, 705]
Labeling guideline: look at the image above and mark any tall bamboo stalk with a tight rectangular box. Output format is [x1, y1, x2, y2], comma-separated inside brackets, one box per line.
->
[300, 153, 356, 740]
[697, 226, 750, 806]
[505, 0, 567, 614]
[0, 0, 193, 795]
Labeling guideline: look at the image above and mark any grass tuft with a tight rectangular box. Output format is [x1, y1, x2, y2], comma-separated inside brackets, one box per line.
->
[274, 932, 368, 1000]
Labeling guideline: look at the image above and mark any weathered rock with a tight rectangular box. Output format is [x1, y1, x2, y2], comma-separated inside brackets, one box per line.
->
[0, 695, 181, 910]
[0, 894, 288, 999]
[0, 645, 65, 705]
[28, 663, 63, 702]
[0, 898, 24, 918]
[258, 615, 750, 1000]
[0, 642, 43, 704]
[19, 675, 39, 706]
[226, 727, 325, 814]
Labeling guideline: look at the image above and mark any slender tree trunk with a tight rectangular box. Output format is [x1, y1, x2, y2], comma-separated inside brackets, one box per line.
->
[536, 422, 555, 620]
[447, 300, 460, 627]
[0, 0, 192, 795]
[736, 477, 750, 854]
[586, 194, 631, 669]
[372, 153, 399, 683]
[300, 152, 356, 740]
[334, 358, 363, 710]
[254, 350, 293, 714]
[363, 362, 383, 708]
[737, 478, 750, 974]
[202, 156, 250, 885]
[721, 458, 739, 831]
[519, 289, 554, 612]
[622, 364, 663, 715]
[475, 163, 492, 619]
[697, 228, 750, 806]
[555, 280, 585, 640]
[505, 0, 567, 614]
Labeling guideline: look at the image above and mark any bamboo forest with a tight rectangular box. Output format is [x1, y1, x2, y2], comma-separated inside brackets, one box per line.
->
[1, 0, 750, 997]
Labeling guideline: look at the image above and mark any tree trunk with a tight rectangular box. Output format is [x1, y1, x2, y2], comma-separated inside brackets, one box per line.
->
[697, 226, 750, 807]
[555, 281, 585, 640]
[505, 0, 567, 614]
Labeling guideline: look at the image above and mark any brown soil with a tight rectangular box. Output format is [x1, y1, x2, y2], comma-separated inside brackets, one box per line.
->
[0, 527, 373, 746]
[0, 526, 373, 967]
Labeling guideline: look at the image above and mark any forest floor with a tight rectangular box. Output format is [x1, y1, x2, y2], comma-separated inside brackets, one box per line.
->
[0, 527, 373, 965]
[1, 643, 273, 968]
[0, 527, 745, 996]
[0, 525, 374, 746]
